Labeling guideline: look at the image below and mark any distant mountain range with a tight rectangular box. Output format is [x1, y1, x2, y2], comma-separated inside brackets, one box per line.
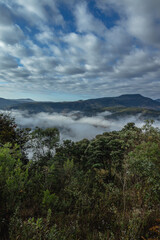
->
[0, 98, 34, 109]
[1, 94, 160, 120]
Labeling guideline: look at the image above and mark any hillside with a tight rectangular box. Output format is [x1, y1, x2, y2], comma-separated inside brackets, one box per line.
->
[0, 97, 34, 109]
[2, 94, 160, 114]
[0, 114, 160, 239]
[103, 107, 160, 120]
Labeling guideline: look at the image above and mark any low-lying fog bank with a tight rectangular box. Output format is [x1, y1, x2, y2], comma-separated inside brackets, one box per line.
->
[1, 110, 160, 142]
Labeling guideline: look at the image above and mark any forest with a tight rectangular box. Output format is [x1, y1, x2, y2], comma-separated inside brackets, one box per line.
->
[0, 113, 160, 240]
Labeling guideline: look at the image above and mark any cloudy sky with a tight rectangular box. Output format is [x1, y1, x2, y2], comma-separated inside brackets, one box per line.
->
[0, 0, 160, 101]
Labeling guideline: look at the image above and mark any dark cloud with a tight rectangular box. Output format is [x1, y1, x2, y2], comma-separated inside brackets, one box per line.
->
[0, 3, 13, 25]
[0, 52, 18, 69]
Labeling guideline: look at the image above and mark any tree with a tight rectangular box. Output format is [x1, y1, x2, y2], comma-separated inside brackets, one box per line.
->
[0, 113, 31, 164]
[83, 134, 124, 182]
[0, 144, 29, 239]
[31, 127, 60, 161]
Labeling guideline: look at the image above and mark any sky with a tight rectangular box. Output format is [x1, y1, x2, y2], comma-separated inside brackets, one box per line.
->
[0, 0, 160, 101]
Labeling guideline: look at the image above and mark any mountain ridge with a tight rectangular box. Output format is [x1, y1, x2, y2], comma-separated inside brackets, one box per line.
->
[0, 97, 34, 109]
[0, 94, 160, 115]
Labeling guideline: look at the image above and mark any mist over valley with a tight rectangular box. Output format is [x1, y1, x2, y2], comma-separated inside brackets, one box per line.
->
[1, 109, 159, 142]
[1, 94, 160, 141]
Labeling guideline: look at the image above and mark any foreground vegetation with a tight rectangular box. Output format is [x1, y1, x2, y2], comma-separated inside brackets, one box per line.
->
[0, 113, 160, 239]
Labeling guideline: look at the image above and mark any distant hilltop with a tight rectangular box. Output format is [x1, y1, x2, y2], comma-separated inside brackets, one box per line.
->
[0, 94, 160, 114]
[0, 97, 34, 109]
[1, 94, 160, 120]
[14, 98, 34, 102]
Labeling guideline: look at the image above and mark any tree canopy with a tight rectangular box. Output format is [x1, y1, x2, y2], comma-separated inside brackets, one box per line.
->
[0, 114, 160, 240]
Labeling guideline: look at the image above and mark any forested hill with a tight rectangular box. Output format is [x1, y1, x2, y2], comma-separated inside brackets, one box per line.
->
[2, 94, 160, 113]
[0, 113, 160, 239]
[0, 97, 34, 109]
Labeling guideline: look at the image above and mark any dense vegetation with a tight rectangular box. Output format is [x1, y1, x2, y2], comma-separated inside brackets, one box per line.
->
[0, 113, 160, 239]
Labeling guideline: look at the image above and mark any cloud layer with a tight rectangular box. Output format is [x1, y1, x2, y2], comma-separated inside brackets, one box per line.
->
[0, 0, 160, 100]
[2, 109, 154, 142]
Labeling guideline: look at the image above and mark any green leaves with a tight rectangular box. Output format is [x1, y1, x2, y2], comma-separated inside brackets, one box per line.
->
[42, 190, 59, 209]
[1, 118, 160, 239]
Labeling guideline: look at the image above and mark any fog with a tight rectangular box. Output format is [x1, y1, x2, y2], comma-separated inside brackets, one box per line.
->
[1, 110, 160, 142]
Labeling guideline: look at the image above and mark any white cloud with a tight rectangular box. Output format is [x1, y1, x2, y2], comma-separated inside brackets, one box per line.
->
[113, 49, 160, 79]
[0, 0, 160, 99]
[2, 109, 147, 142]
[74, 2, 107, 36]
[0, 3, 25, 45]
[96, 0, 160, 47]
[2, 109, 160, 144]
[0, 24, 24, 45]
[11, 0, 64, 26]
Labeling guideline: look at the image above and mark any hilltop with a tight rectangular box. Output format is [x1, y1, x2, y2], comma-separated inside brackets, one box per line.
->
[1, 94, 160, 114]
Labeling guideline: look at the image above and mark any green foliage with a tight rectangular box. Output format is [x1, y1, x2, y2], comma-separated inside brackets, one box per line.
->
[0, 113, 31, 164]
[42, 190, 59, 209]
[0, 117, 160, 239]
[9, 209, 66, 240]
[0, 144, 29, 239]
[63, 158, 74, 175]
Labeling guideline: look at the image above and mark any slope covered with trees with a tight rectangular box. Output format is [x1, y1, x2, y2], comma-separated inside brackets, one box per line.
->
[2, 94, 160, 114]
[0, 113, 160, 239]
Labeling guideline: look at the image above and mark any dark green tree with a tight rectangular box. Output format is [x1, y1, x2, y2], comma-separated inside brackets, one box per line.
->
[0, 113, 31, 163]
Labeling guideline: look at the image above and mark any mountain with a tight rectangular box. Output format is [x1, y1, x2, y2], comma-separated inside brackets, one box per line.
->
[13, 98, 34, 103]
[3, 94, 160, 114]
[81, 94, 160, 109]
[1, 94, 160, 120]
[156, 99, 160, 102]
[0, 97, 34, 109]
[103, 107, 160, 120]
